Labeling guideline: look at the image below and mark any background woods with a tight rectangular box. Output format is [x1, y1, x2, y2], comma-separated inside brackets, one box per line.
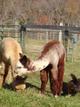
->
[0, 0, 80, 26]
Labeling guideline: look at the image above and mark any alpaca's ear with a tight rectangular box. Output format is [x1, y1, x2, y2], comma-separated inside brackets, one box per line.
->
[19, 53, 23, 58]
[23, 55, 27, 60]
[20, 54, 29, 64]
[19, 53, 28, 60]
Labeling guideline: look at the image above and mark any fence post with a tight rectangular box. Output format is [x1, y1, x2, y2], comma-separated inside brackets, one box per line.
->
[64, 29, 72, 61]
[15, 20, 19, 41]
[59, 22, 63, 43]
[46, 31, 48, 42]
[20, 25, 26, 53]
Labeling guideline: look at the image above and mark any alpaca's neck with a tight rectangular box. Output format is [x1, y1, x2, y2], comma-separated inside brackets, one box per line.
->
[33, 57, 49, 71]
[15, 58, 50, 76]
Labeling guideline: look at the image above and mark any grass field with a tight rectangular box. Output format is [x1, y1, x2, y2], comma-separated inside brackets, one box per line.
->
[0, 38, 80, 107]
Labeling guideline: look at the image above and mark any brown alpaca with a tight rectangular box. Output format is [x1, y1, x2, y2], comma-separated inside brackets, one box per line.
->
[0, 37, 23, 87]
[18, 40, 65, 97]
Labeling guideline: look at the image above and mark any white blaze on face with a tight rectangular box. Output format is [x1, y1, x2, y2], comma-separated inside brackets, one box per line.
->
[15, 61, 32, 76]
[32, 58, 49, 71]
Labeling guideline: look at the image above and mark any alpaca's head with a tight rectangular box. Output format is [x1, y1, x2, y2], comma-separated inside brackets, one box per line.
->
[19, 53, 31, 68]
[15, 54, 33, 77]
[19, 54, 35, 70]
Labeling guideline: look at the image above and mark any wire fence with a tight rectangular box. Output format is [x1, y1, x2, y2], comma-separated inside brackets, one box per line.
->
[0, 24, 80, 62]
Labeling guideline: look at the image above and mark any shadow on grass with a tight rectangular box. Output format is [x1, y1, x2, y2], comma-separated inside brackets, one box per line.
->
[3, 73, 80, 97]
[3, 81, 41, 91]
[3, 81, 77, 96]
[3, 81, 51, 95]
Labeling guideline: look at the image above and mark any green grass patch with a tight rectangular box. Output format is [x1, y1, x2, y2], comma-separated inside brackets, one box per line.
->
[0, 59, 80, 107]
[0, 39, 80, 107]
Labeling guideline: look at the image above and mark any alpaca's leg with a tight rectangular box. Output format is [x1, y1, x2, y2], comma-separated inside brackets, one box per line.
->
[11, 62, 16, 81]
[0, 75, 4, 87]
[0, 63, 5, 87]
[58, 64, 64, 95]
[49, 67, 59, 96]
[40, 70, 48, 94]
[58, 56, 65, 95]
[2, 63, 9, 86]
